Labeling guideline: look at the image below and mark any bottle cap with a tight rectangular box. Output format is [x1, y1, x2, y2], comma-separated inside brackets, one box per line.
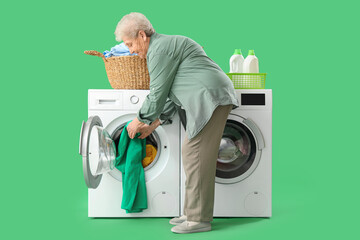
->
[248, 50, 255, 55]
[233, 49, 242, 55]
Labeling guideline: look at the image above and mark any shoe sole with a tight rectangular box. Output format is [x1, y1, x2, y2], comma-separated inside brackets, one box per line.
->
[171, 226, 211, 234]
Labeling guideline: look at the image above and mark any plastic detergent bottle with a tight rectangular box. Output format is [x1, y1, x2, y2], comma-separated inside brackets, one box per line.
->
[243, 50, 259, 73]
[229, 49, 244, 73]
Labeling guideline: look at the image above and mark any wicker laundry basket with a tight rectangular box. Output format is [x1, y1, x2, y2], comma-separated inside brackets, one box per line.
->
[84, 50, 150, 89]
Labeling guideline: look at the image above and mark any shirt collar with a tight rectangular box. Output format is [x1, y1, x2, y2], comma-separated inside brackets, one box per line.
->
[147, 32, 158, 58]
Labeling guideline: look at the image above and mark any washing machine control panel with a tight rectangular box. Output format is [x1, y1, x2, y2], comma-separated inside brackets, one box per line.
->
[123, 90, 149, 110]
[130, 95, 139, 104]
[241, 94, 265, 105]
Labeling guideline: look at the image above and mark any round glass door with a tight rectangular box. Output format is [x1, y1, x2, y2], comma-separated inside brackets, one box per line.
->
[88, 125, 116, 176]
[79, 116, 116, 189]
[216, 117, 262, 184]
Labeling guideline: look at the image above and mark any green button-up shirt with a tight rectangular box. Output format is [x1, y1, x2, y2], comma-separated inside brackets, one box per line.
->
[137, 32, 239, 140]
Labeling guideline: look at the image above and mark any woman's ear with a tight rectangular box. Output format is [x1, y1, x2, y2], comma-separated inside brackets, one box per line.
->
[139, 30, 147, 41]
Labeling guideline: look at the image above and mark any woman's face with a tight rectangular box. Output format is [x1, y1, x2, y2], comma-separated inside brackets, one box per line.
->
[123, 30, 150, 59]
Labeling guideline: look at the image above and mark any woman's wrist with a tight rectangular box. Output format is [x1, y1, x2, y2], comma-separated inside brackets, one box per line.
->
[153, 118, 161, 128]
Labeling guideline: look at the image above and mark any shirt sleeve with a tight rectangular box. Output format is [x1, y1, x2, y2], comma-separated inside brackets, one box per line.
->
[159, 98, 177, 125]
[137, 54, 179, 125]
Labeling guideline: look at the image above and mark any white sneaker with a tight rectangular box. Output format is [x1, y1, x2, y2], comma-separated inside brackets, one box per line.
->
[171, 220, 211, 234]
[169, 215, 187, 225]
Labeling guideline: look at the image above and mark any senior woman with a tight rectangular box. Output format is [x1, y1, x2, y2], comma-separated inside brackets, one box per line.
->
[115, 12, 239, 234]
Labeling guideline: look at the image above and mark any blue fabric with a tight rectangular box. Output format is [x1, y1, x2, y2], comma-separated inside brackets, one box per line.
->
[115, 121, 147, 213]
[103, 42, 138, 58]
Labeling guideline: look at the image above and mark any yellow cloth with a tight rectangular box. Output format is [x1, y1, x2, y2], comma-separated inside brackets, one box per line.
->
[142, 144, 157, 168]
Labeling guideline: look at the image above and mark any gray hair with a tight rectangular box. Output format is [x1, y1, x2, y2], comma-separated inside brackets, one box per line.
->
[114, 12, 155, 41]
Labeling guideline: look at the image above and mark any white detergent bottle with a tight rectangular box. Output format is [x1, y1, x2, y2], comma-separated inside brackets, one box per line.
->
[243, 50, 259, 73]
[229, 49, 244, 73]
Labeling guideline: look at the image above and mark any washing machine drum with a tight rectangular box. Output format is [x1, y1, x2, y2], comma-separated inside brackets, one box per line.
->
[110, 125, 159, 169]
[216, 120, 257, 180]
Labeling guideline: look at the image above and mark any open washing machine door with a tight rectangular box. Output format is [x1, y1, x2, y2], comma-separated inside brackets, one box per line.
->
[79, 116, 116, 189]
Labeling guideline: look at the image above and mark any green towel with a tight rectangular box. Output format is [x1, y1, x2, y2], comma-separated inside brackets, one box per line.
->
[115, 121, 147, 213]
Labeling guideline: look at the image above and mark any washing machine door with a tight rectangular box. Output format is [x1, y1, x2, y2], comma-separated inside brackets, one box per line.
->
[79, 116, 116, 189]
[216, 114, 264, 184]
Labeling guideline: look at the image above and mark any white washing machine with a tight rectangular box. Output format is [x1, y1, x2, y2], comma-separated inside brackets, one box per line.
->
[180, 89, 272, 217]
[79, 89, 181, 217]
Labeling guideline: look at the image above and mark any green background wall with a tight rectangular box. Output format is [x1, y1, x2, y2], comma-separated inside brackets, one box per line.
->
[1, 0, 359, 239]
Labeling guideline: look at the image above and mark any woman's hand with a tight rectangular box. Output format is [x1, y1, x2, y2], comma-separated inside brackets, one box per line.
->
[138, 119, 161, 139]
[127, 117, 146, 139]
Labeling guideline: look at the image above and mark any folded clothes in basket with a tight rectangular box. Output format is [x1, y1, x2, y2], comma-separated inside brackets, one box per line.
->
[103, 42, 138, 58]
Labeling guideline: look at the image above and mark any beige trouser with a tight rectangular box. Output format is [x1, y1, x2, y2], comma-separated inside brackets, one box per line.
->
[182, 104, 233, 222]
